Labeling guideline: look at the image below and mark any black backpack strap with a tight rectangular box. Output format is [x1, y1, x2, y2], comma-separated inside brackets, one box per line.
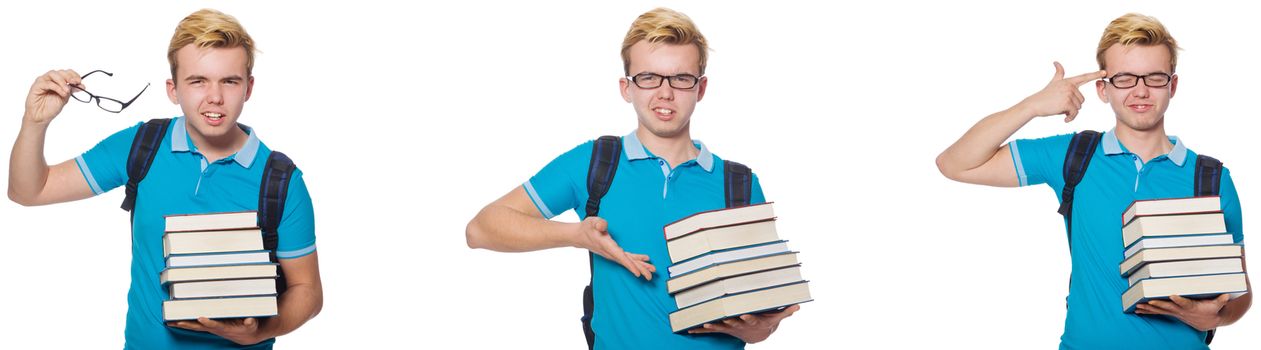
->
[724, 160, 752, 208]
[258, 151, 297, 295]
[1056, 130, 1102, 249]
[1194, 154, 1224, 344]
[1194, 155, 1223, 197]
[121, 118, 173, 213]
[582, 136, 622, 349]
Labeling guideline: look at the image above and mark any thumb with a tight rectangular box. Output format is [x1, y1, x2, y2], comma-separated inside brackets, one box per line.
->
[1052, 61, 1066, 81]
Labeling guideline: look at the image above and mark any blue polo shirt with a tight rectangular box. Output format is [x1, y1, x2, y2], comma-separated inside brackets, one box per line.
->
[1010, 129, 1243, 349]
[74, 116, 317, 349]
[524, 132, 766, 349]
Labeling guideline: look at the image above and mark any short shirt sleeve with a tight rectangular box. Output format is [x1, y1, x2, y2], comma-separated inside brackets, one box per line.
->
[1009, 133, 1074, 190]
[523, 142, 591, 219]
[1218, 167, 1245, 244]
[75, 122, 143, 195]
[276, 169, 317, 259]
[749, 172, 767, 205]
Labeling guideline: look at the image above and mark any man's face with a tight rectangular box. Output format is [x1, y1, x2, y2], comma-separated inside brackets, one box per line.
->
[166, 45, 254, 141]
[1096, 44, 1177, 132]
[620, 41, 707, 139]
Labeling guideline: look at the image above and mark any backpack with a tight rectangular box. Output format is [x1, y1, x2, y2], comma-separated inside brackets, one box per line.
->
[580, 135, 753, 349]
[1057, 130, 1224, 344]
[120, 118, 297, 295]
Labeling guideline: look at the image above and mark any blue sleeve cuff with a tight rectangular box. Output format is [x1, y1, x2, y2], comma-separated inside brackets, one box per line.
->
[277, 244, 317, 259]
[1009, 141, 1029, 187]
[523, 181, 557, 219]
[75, 155, 104, 195]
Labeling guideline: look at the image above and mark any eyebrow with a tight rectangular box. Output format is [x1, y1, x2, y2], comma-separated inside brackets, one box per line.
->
[182, 75, 246, 82]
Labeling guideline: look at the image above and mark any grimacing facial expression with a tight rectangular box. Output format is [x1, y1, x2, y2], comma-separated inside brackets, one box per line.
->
[166, 45, 254, 142]
[1096, 44, 1177, 132]
[620, 41, 707, 139]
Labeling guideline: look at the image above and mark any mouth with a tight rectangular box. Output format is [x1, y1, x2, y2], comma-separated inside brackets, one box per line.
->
[1127, 104, 1153, 113]
[653, 107, 675, 120]
[202, 112, 226, 126]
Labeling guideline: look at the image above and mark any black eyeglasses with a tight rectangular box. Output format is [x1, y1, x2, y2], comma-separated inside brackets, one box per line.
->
[1105, 73, 1173, 89]
[627, 73, 702, 89]
[70, 70, 149, 113]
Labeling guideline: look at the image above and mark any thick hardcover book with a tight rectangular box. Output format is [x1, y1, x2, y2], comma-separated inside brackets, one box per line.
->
[674, 265, 804, 309]
[163, 295, 278, 321]
[1121, 213, 1225, 248]
[666, 220, 780, 264]
[1127, 258, 1244, 286]
[669, 240, 791, 278]
[160, 263, 279, 284]
[1119, 245, 1242, 277]
[170, 278, 279, 299]
[1121, 196, 1221, 226]
[163, 229, 264, 257]
[166, 250, 273, 268]
[165, 211, 258, 233]
[664, 203, 775, 241]
[1121, 273, 1248, 313]
[1123, 234, 1235, 259]
[669, 280, 812, 333]
[668, 252, 799, 294]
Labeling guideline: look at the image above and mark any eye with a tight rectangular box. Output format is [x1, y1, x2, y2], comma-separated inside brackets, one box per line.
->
[636, 74, 661, 83]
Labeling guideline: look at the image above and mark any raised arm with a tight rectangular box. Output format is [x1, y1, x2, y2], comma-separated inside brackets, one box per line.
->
[466, 186, 656, 280]
[936, 62, 1105, 187]
[9, 70, 95, 206]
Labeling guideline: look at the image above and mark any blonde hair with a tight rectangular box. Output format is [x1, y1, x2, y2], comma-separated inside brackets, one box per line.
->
[621, 8, 709, 76]
[1096, 13, 1179, 72]
[167, 9, 257, 78]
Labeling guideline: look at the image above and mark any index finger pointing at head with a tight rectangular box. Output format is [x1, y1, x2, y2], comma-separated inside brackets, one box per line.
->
[1068, 70, 1108, 87]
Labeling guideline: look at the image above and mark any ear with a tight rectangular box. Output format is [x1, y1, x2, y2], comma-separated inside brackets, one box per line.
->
[244, 76, 255, 102]
[166, 78, 179, 104]
[696, 76, 708, 102]
[619, 77, 632, 103]
[1095, 79, 1108, 103]
[1168, 74, 1178, 99]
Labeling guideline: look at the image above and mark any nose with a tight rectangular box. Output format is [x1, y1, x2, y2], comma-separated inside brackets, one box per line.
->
[1131, 82, 1150, 99]
[654, 84, 675, 101]
[206, 83, 224, 105]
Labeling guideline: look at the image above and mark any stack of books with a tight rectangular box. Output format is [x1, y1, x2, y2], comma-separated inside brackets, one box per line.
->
[161, 211, 279, 321]
[1119, 196, 1248, 312]
[663, 203, 811, 333]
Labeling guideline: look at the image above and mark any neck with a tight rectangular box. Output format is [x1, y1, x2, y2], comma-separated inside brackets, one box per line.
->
[188, 122, 249, 163]
[1114, 121, 1173, 163]
[635, 127, 698, 168]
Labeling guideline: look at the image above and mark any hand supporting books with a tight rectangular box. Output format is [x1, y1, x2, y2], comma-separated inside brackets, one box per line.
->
[572, 217, 656, 281]
[686, 304, 800, 344]
[168, 316, 268, 346]
[1135, 294, 1229, 332]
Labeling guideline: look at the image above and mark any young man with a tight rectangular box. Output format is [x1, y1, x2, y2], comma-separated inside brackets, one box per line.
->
[936, 13, 1250, 348]
[9, 9, 321, 349]
[466, 8, 798, 349]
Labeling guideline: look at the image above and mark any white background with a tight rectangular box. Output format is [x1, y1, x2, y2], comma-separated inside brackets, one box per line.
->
[1, 0, 1257, 348]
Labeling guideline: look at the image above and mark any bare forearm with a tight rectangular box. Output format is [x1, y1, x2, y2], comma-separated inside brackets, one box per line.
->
[8, 119, 51, 205]
[258, 283, 322, 340]
[1218, 283, 1251, 327]
[466, 204, 577, 252]
[937, 105, 1034, 177]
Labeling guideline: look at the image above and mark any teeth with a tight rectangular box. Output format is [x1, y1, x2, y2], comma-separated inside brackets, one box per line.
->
[655, 108, 673, 115]
[204, 112, 223, 119]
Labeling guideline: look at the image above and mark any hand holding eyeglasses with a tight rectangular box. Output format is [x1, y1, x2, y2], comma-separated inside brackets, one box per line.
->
[24, 69, 83, 125]
[24, 69, 150, 126]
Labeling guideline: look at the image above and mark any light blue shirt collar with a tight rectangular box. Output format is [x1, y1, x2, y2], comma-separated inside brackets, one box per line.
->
[170, 116, 262, 168]
[623, 131, 714, 172]
[1102, 128, 1187, 166]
